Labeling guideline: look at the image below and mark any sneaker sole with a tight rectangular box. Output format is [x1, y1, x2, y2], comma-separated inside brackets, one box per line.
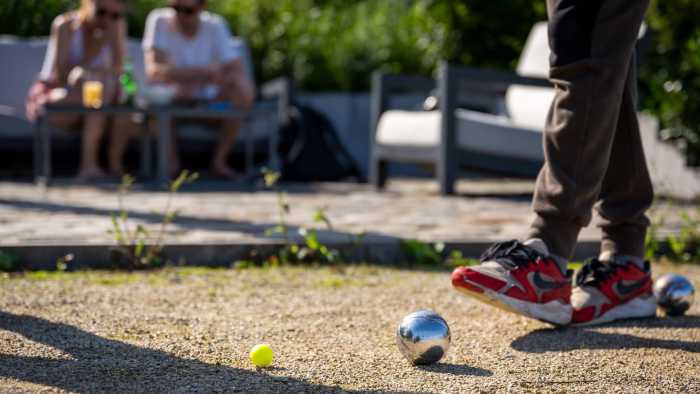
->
[454, 284, 572, 326]
[571, 295, 657, 327]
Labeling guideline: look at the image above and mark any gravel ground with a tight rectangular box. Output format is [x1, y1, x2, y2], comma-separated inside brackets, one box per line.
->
[0, 264, 699, 393]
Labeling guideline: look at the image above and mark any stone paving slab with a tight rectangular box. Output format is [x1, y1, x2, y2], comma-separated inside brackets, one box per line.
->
[0, 178, 692, 264]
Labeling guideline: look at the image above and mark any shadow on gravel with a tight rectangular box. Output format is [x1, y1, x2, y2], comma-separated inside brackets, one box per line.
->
[0, 311, 421, 393]
[510, 316, 700, 353]
[417, 363, 493, 377]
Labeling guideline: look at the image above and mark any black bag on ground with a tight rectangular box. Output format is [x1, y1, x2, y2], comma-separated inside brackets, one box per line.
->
[278, 105, 363, 182]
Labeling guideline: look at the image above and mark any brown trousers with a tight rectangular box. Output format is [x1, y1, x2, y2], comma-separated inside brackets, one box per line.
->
[529, 0, 653, 260]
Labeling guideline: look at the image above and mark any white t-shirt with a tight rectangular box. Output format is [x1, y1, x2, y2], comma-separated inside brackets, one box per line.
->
[142, 8, 239, 68]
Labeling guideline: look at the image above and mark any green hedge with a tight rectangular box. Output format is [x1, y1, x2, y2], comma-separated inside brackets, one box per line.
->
[640, 0, 700, 165]
[1, 0, 698, 164]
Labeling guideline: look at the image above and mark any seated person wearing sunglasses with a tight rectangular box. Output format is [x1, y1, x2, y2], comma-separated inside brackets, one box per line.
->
[140, 0, 255, 180]
[26, 0, 131, 181]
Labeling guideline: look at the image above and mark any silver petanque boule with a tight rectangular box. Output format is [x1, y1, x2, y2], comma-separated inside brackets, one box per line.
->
[396, 310, 451, 365]
[654, 274, 695, 316]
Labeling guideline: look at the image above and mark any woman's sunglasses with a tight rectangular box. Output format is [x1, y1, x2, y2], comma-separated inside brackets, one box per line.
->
[171, 5, 197, 16]
[96, 8, 124, 20]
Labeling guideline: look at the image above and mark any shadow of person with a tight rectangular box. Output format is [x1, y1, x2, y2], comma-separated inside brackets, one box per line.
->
[416, 363, 493, 377]
[510, 315, 700, 354]
[0, 311, 417, 393]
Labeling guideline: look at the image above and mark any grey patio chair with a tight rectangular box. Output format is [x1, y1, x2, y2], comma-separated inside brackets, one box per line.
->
[370, 21, 699, 198]
[370, 23, 553, 195]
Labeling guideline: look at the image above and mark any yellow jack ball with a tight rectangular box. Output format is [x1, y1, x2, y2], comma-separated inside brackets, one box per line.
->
[250, 344, 274, 367]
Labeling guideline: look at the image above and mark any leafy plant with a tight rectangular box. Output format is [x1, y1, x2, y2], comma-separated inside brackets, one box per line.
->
[445, 250, 479, 268]
[109, 171, 198, 270]
[55, 253, 73, 272]
[400, 239, 445, 266]
[645, 206, 700, 263]
[262, 168, 340, 264]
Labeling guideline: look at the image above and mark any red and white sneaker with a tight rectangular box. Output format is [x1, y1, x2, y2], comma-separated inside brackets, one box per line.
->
[451, 239, 573, 325]
[571, 256, 656, 326]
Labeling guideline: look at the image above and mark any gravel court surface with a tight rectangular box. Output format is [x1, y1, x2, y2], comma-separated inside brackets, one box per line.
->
[0, 263, 698, 393]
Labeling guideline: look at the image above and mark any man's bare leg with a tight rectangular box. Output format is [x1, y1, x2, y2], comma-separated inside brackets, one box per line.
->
[210, 68, 255, 180]
[211, 118, 241, 180]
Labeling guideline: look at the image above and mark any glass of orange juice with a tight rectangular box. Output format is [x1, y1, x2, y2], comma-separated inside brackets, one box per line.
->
[83, 80, 104, 109]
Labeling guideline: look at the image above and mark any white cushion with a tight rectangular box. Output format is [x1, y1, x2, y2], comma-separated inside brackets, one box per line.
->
[505, 86, 555, 131]
[375, 109, 544, 161]
[375, 110, 441, 147]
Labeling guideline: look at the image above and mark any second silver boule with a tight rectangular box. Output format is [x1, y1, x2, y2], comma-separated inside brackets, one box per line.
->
[654, 274, 695, 316]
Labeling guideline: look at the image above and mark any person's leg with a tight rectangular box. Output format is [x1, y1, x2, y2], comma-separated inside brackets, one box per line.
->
[76, 70, 119, 180]
[211, 67, 255, 179]
[570, 56, 656, 326]
[211, 118, 242, 179]
[595, 56, 654, 260]
[108, 115, 139, 176]
[77, 114, 108, 179]
[528, 0, 651, 261]
[452, 0, 650, 325]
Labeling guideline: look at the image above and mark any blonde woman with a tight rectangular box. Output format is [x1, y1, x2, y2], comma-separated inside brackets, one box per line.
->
[27, 0, 130, 181]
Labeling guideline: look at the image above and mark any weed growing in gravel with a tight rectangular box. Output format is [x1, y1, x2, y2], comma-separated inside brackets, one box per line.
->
[400, 240, 480, 268]
[401, 240, 445, 265]
[109, 171, 198, 270]
[646, 205, 700, 263]
[262, 168, 340, 265]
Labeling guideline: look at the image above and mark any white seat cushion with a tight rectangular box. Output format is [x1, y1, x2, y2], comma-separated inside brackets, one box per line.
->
[375, 110, 441, 147]
[505, 86, 555, 131]
[375, 109, 544, 162]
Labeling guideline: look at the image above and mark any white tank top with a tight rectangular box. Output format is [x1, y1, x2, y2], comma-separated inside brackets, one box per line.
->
[39, 21, 112, 82]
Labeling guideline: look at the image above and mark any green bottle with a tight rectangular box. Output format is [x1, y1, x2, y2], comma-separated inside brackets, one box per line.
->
[119, 61, 138, 106]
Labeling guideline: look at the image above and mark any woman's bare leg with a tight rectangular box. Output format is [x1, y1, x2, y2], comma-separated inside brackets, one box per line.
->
[77, 114, 108, 180]
[76, 72, 117, 180]
[108, 115, 139, 175]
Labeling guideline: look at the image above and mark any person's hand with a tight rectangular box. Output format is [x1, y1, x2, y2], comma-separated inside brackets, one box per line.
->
[67, 66, 87, 86]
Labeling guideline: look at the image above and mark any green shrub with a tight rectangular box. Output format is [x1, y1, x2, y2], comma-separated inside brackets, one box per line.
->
[640, 0, 700, 166]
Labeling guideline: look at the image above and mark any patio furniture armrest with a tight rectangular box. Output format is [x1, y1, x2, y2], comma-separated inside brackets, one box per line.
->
[260, 77, 293, 102]
[442, 62, 552, 97]
[260, 77, 294, 121]
[371, 72, 437, 96]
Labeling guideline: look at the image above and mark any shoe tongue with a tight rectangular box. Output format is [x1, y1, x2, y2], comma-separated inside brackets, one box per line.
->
[598, 252, 646, 270]
[523, 238, 569, 275]
[523, 238, 549, 256]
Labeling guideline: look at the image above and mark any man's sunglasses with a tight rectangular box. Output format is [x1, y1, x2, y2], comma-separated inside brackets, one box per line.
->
[171, 5, 197, 15]
[96, 8, 124, 20]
